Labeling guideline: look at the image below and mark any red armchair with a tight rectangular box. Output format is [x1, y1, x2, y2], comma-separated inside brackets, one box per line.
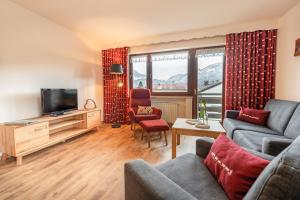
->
[128, 88, 162, 131]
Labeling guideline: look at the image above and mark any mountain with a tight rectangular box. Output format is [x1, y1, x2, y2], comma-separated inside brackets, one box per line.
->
[133, 62, 222, 90]
[133, 70, 146, 79]
[166, 74, 187, 84]
[198, 62, 222, 88]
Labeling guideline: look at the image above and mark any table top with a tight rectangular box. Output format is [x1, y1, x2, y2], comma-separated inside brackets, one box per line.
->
[172, 118, 225, 133]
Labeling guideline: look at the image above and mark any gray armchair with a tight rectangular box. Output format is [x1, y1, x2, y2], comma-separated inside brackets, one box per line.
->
[124, 136, 300, 200]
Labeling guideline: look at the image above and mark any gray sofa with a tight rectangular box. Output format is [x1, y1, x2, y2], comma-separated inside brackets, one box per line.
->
[223, 99, 300, 156]
[124, 136, 300, 200]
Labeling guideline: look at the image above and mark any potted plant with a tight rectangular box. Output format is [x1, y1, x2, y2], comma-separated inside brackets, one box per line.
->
[198, 99, 208, 124]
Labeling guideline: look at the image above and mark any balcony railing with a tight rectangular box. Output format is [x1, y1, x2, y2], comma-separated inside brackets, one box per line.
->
[198, 93, 222, 121]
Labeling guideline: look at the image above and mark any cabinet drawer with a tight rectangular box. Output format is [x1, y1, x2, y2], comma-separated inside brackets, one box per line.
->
[87, 111, 100, 129]
[14, 122, 49, 153]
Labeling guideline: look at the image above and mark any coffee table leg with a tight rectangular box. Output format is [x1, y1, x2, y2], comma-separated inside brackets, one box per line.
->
[172, 129, 177, 159]
[177, 134, 180, 145]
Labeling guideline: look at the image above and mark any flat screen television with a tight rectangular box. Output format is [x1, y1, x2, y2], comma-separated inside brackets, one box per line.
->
[41, 89, 78, 115]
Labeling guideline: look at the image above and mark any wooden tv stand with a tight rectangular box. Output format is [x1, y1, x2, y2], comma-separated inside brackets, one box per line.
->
[0, 109, 101, 165]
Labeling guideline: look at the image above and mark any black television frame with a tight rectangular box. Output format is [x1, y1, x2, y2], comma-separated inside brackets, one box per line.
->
[41, 88, 78, 116]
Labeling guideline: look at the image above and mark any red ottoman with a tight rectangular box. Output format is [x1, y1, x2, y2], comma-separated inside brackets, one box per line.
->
[139, 119, 170, 148]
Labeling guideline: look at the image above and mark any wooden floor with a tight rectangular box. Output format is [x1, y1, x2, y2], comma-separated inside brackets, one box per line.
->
[0, 124, 200, 200]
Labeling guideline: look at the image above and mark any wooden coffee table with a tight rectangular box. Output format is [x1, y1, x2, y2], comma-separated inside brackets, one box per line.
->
[172, 118, 225, 158]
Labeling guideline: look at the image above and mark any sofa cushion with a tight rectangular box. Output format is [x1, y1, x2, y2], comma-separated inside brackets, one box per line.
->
[233, 130, 285, 152]
[284, 105, 300, 139]
[223, 118, 279, 139]
[156, 153, 228, 200]
[244, 136, 300, 200]
[264, 99, 299, 134]
[204, 134, 269, 200]
[237, 107, 270, 126]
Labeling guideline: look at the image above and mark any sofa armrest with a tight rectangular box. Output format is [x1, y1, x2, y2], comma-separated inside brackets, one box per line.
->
[244, 148, 274, 161]
[125, 160, 197, 200]
[196, 137, 214, 158]
[262, 137, 293, 156]
[152, 107, 162, 119]
[225, 110, 240, 119]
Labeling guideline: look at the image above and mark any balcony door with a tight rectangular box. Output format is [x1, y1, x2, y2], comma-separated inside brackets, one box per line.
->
[196, 47, 225, 121]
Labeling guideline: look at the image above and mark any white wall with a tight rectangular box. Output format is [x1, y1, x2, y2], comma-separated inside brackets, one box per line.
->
[276, 2, 300, 101]
[0, 0, 101, 123]
[107, 18, 278, 49]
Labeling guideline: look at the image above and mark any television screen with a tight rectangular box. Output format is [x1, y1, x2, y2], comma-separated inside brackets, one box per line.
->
[41, 89, 78, 115]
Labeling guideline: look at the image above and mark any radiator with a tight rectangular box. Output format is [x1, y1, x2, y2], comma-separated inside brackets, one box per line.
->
[152, 102, 179, 124]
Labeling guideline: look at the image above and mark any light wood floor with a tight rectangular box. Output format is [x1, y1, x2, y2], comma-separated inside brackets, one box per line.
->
[0, 124, 199, 200]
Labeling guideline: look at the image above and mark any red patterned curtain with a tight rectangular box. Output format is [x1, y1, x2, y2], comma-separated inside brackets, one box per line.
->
[225, 30, 277, 110]
[102, 47, 129, 123]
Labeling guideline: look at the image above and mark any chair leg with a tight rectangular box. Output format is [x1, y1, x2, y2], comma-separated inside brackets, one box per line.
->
[141, 129, 144, 140]
[131, 122, 134, 130]
[147, 132, 151, 148]
[159, 131, 162, 139]
[164, 131, 168, 146]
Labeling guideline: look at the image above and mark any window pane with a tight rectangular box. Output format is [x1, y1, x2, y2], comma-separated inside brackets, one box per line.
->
[151, 52, 188, 92]
[131, 56, 147, 88]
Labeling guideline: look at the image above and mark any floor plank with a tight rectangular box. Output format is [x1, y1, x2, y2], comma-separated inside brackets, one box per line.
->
[0, 124, 200, 200]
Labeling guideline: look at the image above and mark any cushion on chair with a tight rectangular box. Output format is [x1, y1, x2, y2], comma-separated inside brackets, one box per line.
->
[134, 114, 159, 122]
[244, 136, 300, 200]
[139, 119, 169, 132]
[284, 105, 300, 139]
[223, 118, 279, 139]
[264, 99, 299, 134]
[204, 134, 269, 200]
[233, 130, 286, 152]
[156, 153, 228, 200]
[137, 106, 153, 115]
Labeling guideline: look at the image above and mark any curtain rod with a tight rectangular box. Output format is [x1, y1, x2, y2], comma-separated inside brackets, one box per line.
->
[129, 34, 226, 48]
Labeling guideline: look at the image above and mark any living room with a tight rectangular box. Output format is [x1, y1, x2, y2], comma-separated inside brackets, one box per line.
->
[0, 0, 300, 199]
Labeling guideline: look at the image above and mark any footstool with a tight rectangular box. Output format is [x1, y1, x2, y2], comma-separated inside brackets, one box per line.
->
[139, 119, 170, 148]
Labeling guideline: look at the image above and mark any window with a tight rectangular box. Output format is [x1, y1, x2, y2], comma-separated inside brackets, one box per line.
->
[129, 46, 225, 119]
[131, 55, 147, 89]
[197, 47, 225, 121]
[151, 52, 188, 92]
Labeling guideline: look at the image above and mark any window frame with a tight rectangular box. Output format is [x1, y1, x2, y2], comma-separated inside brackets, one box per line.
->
[129, 46, 226, 119]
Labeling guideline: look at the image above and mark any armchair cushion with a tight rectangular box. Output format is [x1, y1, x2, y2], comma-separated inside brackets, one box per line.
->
[125, 159, 197, 200]
[128, 107, 162, 123]
[156, 154, 228, 200]
[137, 106, 153, 115]
[134, 114, 160, 123]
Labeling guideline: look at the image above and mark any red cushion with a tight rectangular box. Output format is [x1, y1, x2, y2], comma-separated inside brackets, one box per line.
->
[204, 134, 269, 200]
[139, 119, 170, 132]
[135, 114, 159, 122]
[237, 107, 270, 125]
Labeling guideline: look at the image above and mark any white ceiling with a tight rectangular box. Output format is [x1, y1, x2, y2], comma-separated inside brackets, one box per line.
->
[10, 0, 300, 48]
